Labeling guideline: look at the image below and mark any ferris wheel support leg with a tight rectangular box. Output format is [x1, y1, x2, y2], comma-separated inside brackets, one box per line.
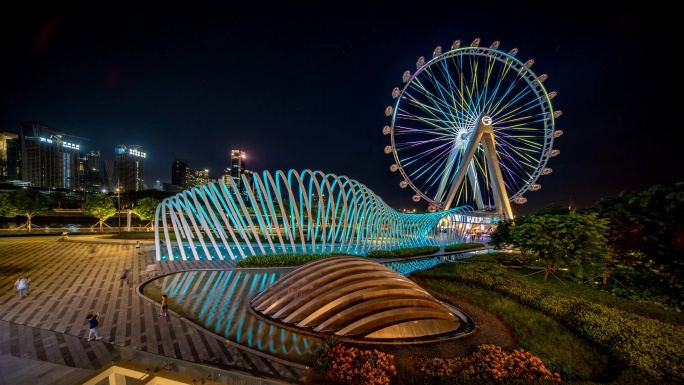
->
[443, 119, 487, 211]
[481, 130, 513, 220]
[443, 116, 513, 220]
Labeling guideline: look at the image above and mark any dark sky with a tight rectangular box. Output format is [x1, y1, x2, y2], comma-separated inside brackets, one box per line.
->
[1, 2, 681, 216]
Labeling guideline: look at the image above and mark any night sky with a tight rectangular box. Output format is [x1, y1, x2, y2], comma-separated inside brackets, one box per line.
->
[1, 2, 680, 216]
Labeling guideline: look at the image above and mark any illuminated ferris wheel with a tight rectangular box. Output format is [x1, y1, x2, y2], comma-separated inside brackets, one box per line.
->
[383, 38, 563, 218]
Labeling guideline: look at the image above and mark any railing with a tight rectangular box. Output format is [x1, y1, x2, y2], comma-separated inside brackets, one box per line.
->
[74, 346, 295, 385]
[0, 226, 153, 235]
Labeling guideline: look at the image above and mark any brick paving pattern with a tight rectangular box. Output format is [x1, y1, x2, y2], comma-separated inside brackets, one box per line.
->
[0, 235, 311, 384]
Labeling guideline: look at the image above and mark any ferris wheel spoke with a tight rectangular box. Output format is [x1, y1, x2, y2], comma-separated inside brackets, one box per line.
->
[405, 80, 465, 127]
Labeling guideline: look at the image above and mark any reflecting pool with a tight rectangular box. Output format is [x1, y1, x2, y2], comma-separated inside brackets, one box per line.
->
[142, 268, 324, 365]
[140, 254, 485, 365]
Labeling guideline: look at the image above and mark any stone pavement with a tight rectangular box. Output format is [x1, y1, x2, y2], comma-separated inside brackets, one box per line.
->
[0, 235, 311, 385]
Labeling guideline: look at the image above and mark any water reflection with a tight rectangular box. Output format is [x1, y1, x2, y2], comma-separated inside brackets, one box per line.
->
[142, 269, 324, 365]
[140, 256, 481, 365]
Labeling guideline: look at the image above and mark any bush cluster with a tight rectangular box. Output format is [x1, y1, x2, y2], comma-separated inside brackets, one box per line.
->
[414, 259, 684, 382]
[366, 250, 397, 258]
[418, 344, 561, 382]
[366, 246, 439, 258]
[235, 252, 349, 267]
[392, 246, 439, 257]
[444, 242, 485, 252]
[323, 344, 396, 385]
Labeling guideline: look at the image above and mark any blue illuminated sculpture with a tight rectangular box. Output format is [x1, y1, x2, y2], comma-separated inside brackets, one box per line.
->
[154, 169, 483, 261]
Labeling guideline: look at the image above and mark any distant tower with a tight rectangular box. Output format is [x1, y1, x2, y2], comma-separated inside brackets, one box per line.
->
[19, 122, 83, 189]
[187, 168, 209, 188]
[104, 160, 115, 191]
[80, 150, 101, 192]
[230, 150, 246, 194]
[0, 132, 19, 182]
[171, 158, 188, 190]
[115, 145, 146, 192]
[221, 167, 232, 187]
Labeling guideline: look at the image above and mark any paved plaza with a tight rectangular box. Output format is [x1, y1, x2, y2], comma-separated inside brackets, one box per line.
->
[0, 235, 311, 385]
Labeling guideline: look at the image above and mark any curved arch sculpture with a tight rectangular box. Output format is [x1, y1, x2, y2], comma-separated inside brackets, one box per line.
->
[154, 169, 476, 261]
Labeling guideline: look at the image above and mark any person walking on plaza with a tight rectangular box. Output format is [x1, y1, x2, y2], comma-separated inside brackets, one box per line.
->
[14, 276, 30, 299]
[119, 268, 130, 287]
[159, 294, 168, 317]
[86, 313, 103, 341]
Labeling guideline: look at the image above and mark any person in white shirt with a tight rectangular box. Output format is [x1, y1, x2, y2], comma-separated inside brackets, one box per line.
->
[14, 276, 30, 299]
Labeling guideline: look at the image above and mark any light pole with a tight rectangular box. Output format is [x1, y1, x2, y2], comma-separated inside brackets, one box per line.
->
[116, 187, 121, 234]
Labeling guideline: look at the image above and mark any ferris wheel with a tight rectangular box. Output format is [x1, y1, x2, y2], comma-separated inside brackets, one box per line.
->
[383, 38, 563, 218]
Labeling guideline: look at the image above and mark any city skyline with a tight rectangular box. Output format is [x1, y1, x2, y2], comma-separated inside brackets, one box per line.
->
[1, 2, 681, 215]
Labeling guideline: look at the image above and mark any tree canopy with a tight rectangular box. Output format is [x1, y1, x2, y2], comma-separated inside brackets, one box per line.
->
[132, 197, 160, 227]
[82, 194, 117, 232]
[595, 182, 684, 283]
[504, 210, 609, 280]
[0, 188, 55, 233]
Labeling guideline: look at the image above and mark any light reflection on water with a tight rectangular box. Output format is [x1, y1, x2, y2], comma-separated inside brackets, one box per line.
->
[140, 255, 480, 365]
[142, 269, 324, 365]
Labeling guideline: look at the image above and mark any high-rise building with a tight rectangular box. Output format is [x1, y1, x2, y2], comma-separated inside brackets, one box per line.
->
[114, 145, 145, 192]
[104, 159, 115, 191]
[221, 167, 232, 187]
[19, 122, 82, 190]
[187, 168, 209, 188]
[0, 132, 19, 182]
[79, 150, 102, 192]
[162, 182, 182, 193]
[230, 150, 246, 194]
[171, 158, 188, 190]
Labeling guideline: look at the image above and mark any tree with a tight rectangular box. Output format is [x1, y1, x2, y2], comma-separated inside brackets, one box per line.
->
[511, 210, 609, 280]
[593, 196, 645, 270]
[488, 216, 532, 261]
[82, 194, 117, 232]
[132, 197, 160, 228]
[488, 218, 516, 250]
[623, 182, 684, 283]
[0, 188, 54, 233]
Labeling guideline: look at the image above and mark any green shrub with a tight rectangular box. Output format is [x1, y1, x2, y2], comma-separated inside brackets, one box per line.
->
[366, 250, 397, 258]
[444, 242, 485, 252]
[413, 260, 684, 383]
[235, 252, 352, 267]
[392, 246, 440, 257]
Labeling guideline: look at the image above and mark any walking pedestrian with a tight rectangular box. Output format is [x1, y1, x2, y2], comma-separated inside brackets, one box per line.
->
[145, 263, 158, 278]
[86, 313, 103, 341]
[159, 294, 168, 317]
[14, 276, 30, 299]
[119, 268, 130, 286]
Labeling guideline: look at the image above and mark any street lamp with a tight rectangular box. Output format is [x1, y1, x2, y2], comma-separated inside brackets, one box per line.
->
[115, 187, 121, 234]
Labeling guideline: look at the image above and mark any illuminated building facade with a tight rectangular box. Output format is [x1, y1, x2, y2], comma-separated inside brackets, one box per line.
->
[115, 145, 146, 192]
[171, 158, 188, 190]
[221, 167, 231, 186]
[230, 149, 247, 195]
[187, 168, 209, 188]
[0, 132, 19, 182]
[79, 150, 102, 192]
[19, 122, 81, 189]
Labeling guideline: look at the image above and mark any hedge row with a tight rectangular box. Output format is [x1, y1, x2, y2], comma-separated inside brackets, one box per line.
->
[236, 252, 350, 267]
[443, 242, 485, 252]
[413, 259, 684, 382]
